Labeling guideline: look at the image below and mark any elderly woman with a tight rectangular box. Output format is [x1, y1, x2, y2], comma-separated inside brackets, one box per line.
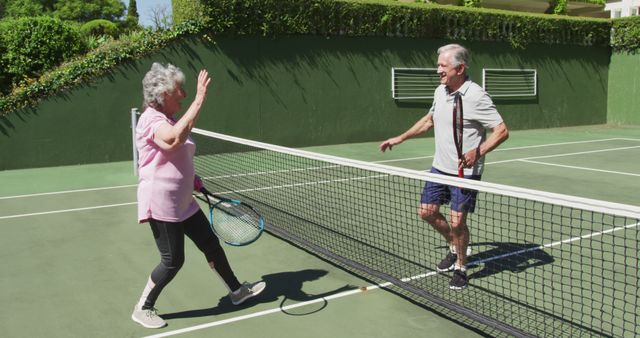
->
[131, 63, 265, 329]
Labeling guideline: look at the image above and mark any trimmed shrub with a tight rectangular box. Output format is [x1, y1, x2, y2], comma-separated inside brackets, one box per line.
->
[81, 19, 120, 37]
[611, 16, 640, 53]
[202, 0, 610, 49]
[0, 16, 87, 94]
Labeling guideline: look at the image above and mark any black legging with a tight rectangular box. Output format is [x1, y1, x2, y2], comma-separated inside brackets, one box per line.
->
[143, 209, 241, 309]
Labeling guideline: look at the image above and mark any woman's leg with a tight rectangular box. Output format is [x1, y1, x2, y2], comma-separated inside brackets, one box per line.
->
[137, 219, 186, 310]
[183, 210, 241, 292]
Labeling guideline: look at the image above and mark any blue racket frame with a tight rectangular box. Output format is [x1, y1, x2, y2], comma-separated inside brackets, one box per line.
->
[196, 188, 265, 246]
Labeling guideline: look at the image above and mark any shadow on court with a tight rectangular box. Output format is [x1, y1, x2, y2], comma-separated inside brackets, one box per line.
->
[466, 242, 554, 279]
[161, 269, 355, 319]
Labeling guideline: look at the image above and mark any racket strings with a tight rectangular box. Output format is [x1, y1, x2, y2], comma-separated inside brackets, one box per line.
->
[211, 202, 263, 244]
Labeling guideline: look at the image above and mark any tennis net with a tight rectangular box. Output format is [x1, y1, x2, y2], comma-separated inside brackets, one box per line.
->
[191, 127, 640, 338]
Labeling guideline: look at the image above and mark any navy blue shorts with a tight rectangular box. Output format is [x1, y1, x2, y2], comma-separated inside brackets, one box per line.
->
[421, 167, 481, 213]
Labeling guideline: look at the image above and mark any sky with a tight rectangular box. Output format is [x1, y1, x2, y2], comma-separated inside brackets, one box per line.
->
[124, 0, 173, 27]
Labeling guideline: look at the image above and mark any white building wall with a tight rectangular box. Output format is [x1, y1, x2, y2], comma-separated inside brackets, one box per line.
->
[605, 0, 640, 18]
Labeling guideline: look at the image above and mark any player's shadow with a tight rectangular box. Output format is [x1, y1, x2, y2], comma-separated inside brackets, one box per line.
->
[161, 269, 354, 319]
[466, 242, 554, 279]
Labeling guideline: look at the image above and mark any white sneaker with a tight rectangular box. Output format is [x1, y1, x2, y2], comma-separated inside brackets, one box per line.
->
[229, 281, 266, 305]
[131, 305, 166, 329]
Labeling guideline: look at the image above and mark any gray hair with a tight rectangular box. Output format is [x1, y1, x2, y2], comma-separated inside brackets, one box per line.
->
[142, 62, 186, 109]
[437, 44, 470, 68]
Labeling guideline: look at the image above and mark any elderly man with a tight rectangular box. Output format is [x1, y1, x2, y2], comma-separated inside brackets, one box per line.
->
[380, 44, 509, 290]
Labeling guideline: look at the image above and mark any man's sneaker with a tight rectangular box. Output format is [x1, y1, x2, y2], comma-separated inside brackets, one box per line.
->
[229, 281, 266, 305]
[437, 252, 457, 272]
[131, 306, 166, 329]
[449, 269, 468, 290]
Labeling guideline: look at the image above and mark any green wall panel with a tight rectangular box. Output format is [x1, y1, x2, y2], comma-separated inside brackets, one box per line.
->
[608, 52, 640, 125]
[0, 73, 142, 170]
[0, 36, 610, 170]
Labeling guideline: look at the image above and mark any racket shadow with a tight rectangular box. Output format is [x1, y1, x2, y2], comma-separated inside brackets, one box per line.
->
[161, 269, 355, 320]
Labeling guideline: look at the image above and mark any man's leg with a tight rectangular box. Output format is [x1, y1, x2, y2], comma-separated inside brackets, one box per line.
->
[420, 174, 458, 272]
[419, 203, 451, 243]
[449, 210, 469, 269]
[448, 210, 470, 290]
[422, 168, 466, 270]
[421, 203, 463, 272]
[448, 182, 478, 290]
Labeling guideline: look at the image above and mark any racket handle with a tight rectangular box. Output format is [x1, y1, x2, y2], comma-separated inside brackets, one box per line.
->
[457, 168, 465, 190]
[194, 175, 204, 191]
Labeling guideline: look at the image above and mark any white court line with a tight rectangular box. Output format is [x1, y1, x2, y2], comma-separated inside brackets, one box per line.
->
[518, 159, 640, 177]
[141, 287, 373, 338]
[142, 219, 640, 338]
[373, 156, 434, 163]
[4, 144, 638, 219]
[495, 137, 633, 150]
[224, 174, 388, 196]
[468, 220, 640, 266]
[0, 173, 388, 220]
[2, 138, 635, 201]
[0, 184, 137, 200]
[0, 202, 137, 220]
[3, 150, 637, 220]
[371, 138, 627, 164]
[487, 145, 640, 165]
[1, 137, 628, 200]
[204, 163, 341, 180]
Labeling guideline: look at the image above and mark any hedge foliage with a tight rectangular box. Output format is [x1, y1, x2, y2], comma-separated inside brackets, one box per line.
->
[546, 0, 568, 15]
[80, 19, 119, 37]
[611, 16, 640, 53]
[460, 0, 481, 8]
[203, 0, 610, 49]
[0, 16, 87, 95]
[172, 0, 207, 25]
[0, 20, 206, 115]
[2, 0, 640, 117]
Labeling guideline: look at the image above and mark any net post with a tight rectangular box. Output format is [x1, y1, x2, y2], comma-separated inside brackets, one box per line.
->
[130, 108, 139, 176]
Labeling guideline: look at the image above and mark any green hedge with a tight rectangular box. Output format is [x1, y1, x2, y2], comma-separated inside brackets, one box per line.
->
[3, 0, 639, 117]
[0, 20, 205, 116]
[611, 16, 640, 53]
[203, 0, 610, 49]
[0, 16, 87, 95]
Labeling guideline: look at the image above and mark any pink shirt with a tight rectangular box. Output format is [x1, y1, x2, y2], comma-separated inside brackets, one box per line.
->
[136, 107, 200, 223]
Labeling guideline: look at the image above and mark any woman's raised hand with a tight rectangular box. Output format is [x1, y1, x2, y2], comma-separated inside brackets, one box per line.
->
[196, 69, 211, 100]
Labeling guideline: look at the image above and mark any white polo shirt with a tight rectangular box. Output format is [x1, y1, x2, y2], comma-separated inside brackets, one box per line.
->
[428, 79, 503, 176]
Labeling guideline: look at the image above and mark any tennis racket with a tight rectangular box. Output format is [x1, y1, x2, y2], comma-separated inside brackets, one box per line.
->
[452, 93, 464, 178]
[196, 187, 265, 246]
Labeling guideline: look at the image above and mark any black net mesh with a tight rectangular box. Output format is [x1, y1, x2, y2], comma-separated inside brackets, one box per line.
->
[192, 128, 639, 338]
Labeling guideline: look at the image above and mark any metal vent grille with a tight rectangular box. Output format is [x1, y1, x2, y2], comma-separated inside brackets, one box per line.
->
[482, 69, 537, 98]
[392, 67, 439, 100]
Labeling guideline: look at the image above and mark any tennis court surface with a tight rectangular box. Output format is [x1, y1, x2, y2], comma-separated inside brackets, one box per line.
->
[1, 124, 638, 337]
